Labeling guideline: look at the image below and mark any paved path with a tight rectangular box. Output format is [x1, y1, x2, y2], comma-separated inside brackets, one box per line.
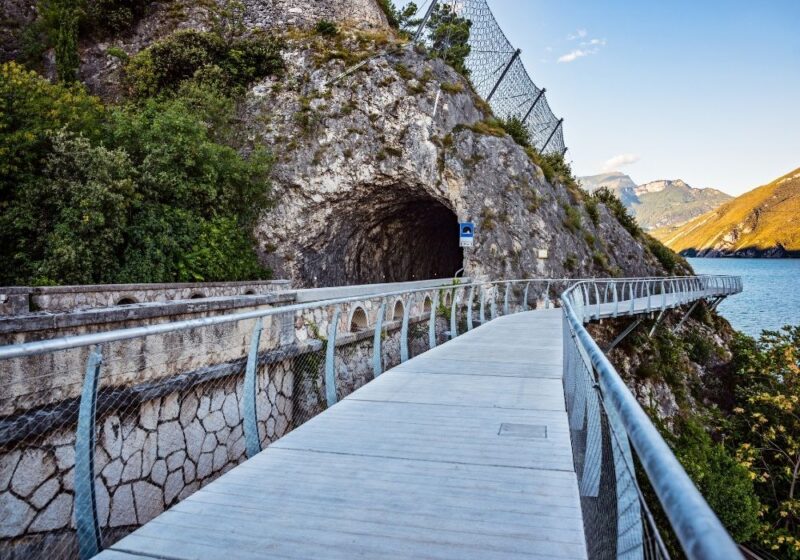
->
[97, 309, 587, 560]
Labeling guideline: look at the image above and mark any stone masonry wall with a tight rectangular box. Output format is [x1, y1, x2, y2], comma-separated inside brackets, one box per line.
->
[0, 290, 451, 559]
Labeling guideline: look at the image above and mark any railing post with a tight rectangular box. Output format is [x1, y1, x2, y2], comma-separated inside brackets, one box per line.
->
[593, 283, 601, 320]
[400, 297, 411, 363]
[522, 282, 530, 311]
[373, 300, 386, 376]
[325, 307, 341, 407]
[243, 317, 264, 459]
[661, 280, 666, 311]
[450, 288, 458, 339]
[467, 286, 475, 331]
[75, 346, 103, 560]
[503, 283, 510, 316]
[490, 286, 498, 320]
[613, 282, 619, 318]
[479, 287, 486, 324]
[545, 281, 551, 309]
[429, 291, 439, 349]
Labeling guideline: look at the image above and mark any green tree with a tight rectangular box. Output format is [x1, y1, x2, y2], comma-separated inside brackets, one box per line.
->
[427, 4, 472, 76]
[730, 327, 800, 557]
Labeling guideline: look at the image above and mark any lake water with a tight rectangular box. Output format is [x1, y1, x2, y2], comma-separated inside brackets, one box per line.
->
[687, 258, 800, 337]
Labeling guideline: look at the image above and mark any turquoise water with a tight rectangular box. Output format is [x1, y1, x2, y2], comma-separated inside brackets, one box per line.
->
[687, 258, 800, 337]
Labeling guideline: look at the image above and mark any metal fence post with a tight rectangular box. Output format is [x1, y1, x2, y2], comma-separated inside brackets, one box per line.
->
[450, 288, 458, 339]
[490, 287, 498, 320]
[522, 282, 530, 311]
[243, 317, 264, 459]
[503, 283, 510, 315]
[75, 346, 103, 560]
[480, 287, 486, 324]
[429, 291, 439, 349]
[373, 300, 386, 377]
[325, 307, 341, 407]
[400, 297, 411, 363]
[467, 286, 475, 331]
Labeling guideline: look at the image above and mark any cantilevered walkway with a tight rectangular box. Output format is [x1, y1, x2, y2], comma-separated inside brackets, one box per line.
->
[97, 309, 587, 560]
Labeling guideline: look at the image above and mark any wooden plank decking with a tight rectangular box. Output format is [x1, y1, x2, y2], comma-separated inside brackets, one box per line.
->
[97, 309, 587, 560]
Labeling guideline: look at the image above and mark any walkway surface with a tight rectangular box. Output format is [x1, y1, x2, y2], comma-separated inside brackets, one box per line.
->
[97, 309, 588, 560]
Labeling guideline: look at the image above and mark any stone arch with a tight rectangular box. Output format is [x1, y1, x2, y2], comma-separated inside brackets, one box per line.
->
[244, 289, 256, 295]
[190, 293, 205, 299]
[349, 306, 369, 332]
[115, 297, 137, 306]
[279, 184, 463, 286]
[390, 299, 405, 321]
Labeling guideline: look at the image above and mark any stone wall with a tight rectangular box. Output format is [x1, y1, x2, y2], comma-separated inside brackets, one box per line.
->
[0, 290, 451, 559]
[0, 280, 291, 316]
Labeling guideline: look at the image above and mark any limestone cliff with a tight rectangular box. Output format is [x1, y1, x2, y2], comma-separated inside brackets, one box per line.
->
[241, 30, 672, 286]
[3, 0, 677, 286]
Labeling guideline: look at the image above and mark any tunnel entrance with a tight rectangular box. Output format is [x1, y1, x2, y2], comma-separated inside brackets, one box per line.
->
[300, 192, 464, 286]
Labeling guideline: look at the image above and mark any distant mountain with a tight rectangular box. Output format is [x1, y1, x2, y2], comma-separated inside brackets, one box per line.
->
[652, 168, 800, 258]
[578, 173, 732, 230]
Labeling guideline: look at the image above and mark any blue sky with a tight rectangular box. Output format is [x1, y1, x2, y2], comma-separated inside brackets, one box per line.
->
[482, 0, 800, 195]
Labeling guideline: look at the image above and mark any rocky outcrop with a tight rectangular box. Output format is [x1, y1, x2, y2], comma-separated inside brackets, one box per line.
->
[243, 32, 668, 287]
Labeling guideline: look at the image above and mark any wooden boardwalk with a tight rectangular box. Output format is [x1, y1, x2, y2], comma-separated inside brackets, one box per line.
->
[97, 309, 587, 560]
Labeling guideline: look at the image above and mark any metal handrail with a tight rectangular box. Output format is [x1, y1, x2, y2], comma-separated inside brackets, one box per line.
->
[0, 277, 580, 359]
[561, 275, 744, 560]
[0, 275, 736, 360]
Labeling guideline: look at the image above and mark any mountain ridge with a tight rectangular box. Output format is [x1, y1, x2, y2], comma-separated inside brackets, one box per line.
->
[578, 172, 732, 230]
[651, 167, 800, 257]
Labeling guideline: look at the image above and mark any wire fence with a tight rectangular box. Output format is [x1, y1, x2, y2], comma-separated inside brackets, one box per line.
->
[415, 0, 567, 155]
[561, 276, 744, 560]
[0, 278, 564, 560]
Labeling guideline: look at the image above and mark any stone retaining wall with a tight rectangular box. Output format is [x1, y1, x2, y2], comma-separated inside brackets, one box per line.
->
[0, 293, 450, 559]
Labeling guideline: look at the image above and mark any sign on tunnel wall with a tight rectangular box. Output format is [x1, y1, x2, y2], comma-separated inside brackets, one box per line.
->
[459, 222, 474, 248]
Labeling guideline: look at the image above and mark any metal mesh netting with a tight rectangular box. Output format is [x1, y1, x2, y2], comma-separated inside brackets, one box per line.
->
[0, 288, 465, 559]
[563, 318, 670, 560]
[418, 0, 566, 154]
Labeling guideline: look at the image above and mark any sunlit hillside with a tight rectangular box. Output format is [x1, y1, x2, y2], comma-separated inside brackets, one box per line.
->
[652, 167, 800, 256]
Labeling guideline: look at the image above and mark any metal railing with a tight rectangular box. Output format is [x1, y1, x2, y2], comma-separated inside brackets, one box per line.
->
[560, 275, 743, 560]
[0, 275, 743, 560]
[0, 277, 566, 560]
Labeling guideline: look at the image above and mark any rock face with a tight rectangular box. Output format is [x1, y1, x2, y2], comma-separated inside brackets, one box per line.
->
[245, 35, 667, 287]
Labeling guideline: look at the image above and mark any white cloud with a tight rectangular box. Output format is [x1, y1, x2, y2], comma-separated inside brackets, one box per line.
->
[602, 153, 641, 172]
[567, 29, 587, 41]
[558, 49, 593, 63]
[582, 38, 606, 46]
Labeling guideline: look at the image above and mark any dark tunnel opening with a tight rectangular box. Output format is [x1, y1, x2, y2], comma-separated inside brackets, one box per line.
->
[354, 198, 464, 284]
[301, 195, 464, 286]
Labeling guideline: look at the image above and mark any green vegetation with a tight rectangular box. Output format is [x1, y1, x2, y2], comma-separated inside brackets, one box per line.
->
[1, 14, 283, 286]
[562, 204, 581, 233]
[499, 116, 531, 147]
[726, 327, 800, 557]
[645, 234, 680, 272]
[315, 20, 339, 36]
[125, 30, 283, 97]
[670, 418, 761, 542]
[592, 186, 641, 237]
[440, 81, 464, 94]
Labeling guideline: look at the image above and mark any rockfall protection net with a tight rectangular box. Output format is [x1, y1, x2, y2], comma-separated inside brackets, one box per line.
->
[418, 0, 567, 155]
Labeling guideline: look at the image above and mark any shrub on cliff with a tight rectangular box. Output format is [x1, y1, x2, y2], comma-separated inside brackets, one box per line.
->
[0, 63, 272, 285]
[592, 187, 642, 237]
[125, 30, 284, 97]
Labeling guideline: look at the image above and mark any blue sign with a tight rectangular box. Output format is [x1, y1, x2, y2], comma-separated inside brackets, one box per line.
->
[459, 222, 475, 247]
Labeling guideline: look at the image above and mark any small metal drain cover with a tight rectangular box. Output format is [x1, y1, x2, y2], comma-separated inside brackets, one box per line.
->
[498, 423, 547, 438]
